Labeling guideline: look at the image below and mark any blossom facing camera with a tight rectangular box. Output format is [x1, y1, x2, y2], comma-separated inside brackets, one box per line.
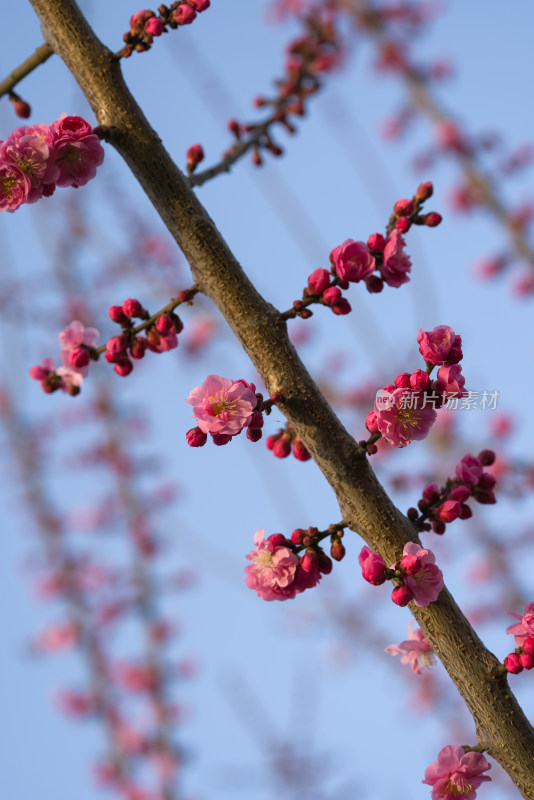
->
[423, 745, 491, 799]
[186, 375, 257, 437]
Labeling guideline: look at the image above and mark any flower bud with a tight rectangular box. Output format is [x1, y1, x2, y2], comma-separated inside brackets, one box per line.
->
[211, 433, 232, 446]
[519, 653, 534, 670]
[269, 534, 288, 548]
[391, 585, 412, 606]
[365, 275, 384, 293]
[317, 551, 333, 574]
[410, 369, 430, 391]
[273, 436, 291, 459]
[478, 449, 496, 466]
[291, 529, 305, 545]
[114, 357, 133, 377]
[69, 347, 90, 369]
[307, 268, 331, 295]
[399, 554, 421, 575]
[394, 372, 411, 389]
[186, 426, 207, 447]
[358, 547, 387, 585]
[246, 428, 262, 442]
[415, 181, 433, 201]
[123, 298, 147, 318]
[367, 233, 385, 252]
[330, 538, 346, 561]
[424, 212, 443, 227]
[438, 500, 461, 522]
[301, 550, 318, 573]
[109, 305, 128, 324]
[523, 637, 534, 656]
[293, 438, 311, 461]
[322, 286, 341, 306]
[396, 217, 411, 233]
[394, 198, 415, 217]
[174, 4, 197, 24]
[365, 411, 378, 434]
[504, 653, 523, 674]
[156, 314, 174, 334]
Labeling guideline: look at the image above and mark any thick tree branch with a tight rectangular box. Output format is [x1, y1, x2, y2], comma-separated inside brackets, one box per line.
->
[28, 1, 534, 794]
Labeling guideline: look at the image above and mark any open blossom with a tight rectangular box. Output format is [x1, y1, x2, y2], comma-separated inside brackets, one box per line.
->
[506, 602, 534, 646]
[358, 546, 387, 585]
[0, 128, 59, 202]
[330, 239, 376, 282]
[186, 375, 257, 436]
[435, 364, 466, 397]
[455, 454, 483, 486]
[423, 745, 491, 799]
[58, 320, 99, 378]
[385, 621, 435, 674]
[381, 230, 412, 287]
[374, 387, 437, 447]
[401, 543, 444, 606]
[245, 530, 300, 601]
[0, 162, 31, 211]
[417, 325, 463, 365]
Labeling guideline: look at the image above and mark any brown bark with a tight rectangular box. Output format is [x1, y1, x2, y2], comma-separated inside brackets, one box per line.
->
[28, 1, 534, 794]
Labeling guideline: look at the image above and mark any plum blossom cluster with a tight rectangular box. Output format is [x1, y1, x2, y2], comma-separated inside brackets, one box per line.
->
[120, 2, 210, 57]
[385, 621, 435, 674]
[30, 290, 195, 396]
[284, 182, 441, 320]
[266, 423, 311, 462]
[408, 451, 497, 535]
[423, 745, 491, 800]
[29, 320, 99, 396]
[0, 114, 104, 212]
[359, 542, 444, 607]
[504, 602, 534, 674]
[188, 8, 342, 187]
[245, 523, 345, 601]
[186, 375, 277, 447]
[363, 324, 465, 449]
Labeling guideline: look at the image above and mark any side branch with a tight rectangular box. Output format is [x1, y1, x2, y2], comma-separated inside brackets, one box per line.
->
[28, 1, 534, 795]
[0, 42, 54, 99]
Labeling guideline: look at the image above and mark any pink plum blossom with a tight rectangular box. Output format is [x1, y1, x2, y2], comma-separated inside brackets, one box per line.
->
[455, 454, 483, 486]
[58, 320, 99, 378]
[0, 128, 59, 202]
[53, 133, 105, 187]
[187, 375, 257, 437]
[417, 325, 463, 365]
[330, 239, 376, 282]
[506, 602, 534, 646]
[358, 546, 387, 585]
[401, 542, 444, 607]
[436, 364, 466, 397]
[423, 745, 491, 799]
[0, 162, 31, 211]
[245, 530, 299, 601]
[374, 388, 437, 447]
[381, 230, 412, 287]
[385, 621, 435, 674]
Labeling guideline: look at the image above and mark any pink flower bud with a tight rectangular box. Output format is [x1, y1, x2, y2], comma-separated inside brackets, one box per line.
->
[394, 372, 411, 388]
[189, 0, 210, 11]
[273, 436, 291, 459]
[186, 143, 204, 168]
[365, 411, 378, 434]
[293, 438, 311, 461]
[365, 275, 384, 293]
[422, 483, 440, 502]
[174, 4, 197, 24]
[391, 585, 412, 606]
[269, 534, 288, 548]
[156, 314, 174, 334]
[396, 217, 411, 233]
[301, 550, 318, 573]
[109, 305, 128, 324]
[520, 653, 534, 670]
[415, 181, 433, 201]
[367, 233, 385, 252]
[186, 426, 207, 447]
[114, 357, 133, 377]
[523, 637, 534, 656]
[130, 337, 148, 359]
[394, 198, 415, 217]
[291, 529, 305, 544]
[322, 286, 341, 306]
[448, 485, 471, 503]
[270, 391, 283, 404]
[122, 298, 147, 318]
[145, 16, 163, 36]
[438, 500, 461, 522]
[69, 347, 90, 369]
[317, 551, 333, 574]
[307, 268, 331, 295]
[424, 212, 442, 227]
[455, 454, 483, 486]
[331, 298, 352, 315]
[410, 369, 430, 391]
[13, 99, 31, 119]
[399, 554, 421, 575]
[246, 428, 262, 442]
[330, 538, 346, 561]
[106, 334, 128, 358]
[504, 653, 523, 674]
[211, 433, 232, 446]
[358, 546, 387, 586]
